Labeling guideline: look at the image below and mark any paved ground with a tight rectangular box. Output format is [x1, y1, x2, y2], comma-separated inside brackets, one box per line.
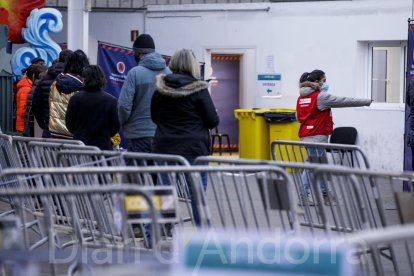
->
[0, 152, 413, 275]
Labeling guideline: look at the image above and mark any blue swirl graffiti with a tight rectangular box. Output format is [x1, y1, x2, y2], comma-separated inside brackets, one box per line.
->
[11, 8, 63, 77]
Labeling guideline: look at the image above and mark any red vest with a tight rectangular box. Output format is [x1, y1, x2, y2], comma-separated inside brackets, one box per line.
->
[296, 91, 333, 138]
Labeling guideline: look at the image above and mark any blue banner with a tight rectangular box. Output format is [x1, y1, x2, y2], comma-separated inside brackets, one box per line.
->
[97, 42, 137, 149]
[403, 23, 414, 190]
[97, 42, 137, 98]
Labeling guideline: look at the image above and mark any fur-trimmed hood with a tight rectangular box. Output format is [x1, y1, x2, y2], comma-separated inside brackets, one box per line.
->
[299, 81, 321, 97]
[156, 73, 208, 97]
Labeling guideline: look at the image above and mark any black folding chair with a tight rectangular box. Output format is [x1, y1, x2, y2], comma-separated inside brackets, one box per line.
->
[329, 127, 358, 166]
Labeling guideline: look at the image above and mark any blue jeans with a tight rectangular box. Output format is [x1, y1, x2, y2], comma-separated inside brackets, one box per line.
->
[127, 137, 153, 153]
[144, 155, 207, 247]
[301, 147, 327, 195]
[156, 155, 207, 225]
[184, 156, 207, 226]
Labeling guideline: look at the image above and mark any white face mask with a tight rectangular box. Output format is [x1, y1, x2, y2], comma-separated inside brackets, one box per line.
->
[321, 83, 329, 92]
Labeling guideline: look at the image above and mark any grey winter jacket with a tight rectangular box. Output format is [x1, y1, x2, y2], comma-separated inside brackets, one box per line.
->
[299, 81, 372, 111]
[118, 52, 171, 139]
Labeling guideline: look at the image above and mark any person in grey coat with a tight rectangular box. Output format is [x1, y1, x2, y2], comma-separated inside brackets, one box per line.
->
[296, 69, 372, 206]
[118, 34, 171, 153]
[297, 69, 372, 143]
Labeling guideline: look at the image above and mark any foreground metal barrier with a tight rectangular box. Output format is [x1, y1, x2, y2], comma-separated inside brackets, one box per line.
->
[349, 224, 414, 276]
[271, 140, 370, 169]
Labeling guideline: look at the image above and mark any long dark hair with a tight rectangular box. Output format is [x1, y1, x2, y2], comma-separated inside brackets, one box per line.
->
[82, 65, 106, 91]
[26, 64, 47, 81]
[64, 50, 90, 75]
[300, 69, 325, 83]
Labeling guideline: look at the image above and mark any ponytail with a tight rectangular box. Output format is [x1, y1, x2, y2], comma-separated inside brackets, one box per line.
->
[299, 72, 310, 83]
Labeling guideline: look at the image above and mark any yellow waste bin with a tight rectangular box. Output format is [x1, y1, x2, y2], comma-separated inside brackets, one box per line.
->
[263, 109, 302, 161]
[234, 109, 270, 160]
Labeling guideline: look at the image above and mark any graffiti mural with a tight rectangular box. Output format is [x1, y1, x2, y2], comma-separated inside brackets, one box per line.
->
[11, 8, 63, 77]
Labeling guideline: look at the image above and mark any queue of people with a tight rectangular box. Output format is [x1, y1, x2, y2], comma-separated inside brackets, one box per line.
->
[14, 35, 373, 203]
[11, 33, 379, 243]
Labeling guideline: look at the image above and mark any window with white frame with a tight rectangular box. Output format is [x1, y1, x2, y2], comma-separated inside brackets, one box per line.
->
[368, 42, 407, 104]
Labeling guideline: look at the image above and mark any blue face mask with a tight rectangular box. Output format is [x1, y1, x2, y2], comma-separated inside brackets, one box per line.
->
[321, 83, 329, 92]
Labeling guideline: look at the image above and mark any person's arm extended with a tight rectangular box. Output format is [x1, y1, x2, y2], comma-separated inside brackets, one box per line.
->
[317, 92, 372, 110]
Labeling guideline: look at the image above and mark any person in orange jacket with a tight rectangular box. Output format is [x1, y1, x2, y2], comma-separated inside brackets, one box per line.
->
[15, 64, 47, 132]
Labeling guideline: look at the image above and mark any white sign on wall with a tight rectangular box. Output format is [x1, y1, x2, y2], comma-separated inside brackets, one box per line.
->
[257, 74, 282, 98]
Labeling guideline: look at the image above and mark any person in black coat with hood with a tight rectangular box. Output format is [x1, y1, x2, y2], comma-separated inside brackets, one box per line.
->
[66, 65, 120, 150]
[151, 48, 219, 225]
[32, 49, 73, 138]
[152, 48, 219, 162]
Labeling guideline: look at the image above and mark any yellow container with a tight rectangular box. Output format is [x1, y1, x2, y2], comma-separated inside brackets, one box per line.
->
[264, 108, 303, 162]
[234, 109, 270, 160]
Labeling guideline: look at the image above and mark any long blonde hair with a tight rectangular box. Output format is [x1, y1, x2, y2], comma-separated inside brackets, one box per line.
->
[168, 49, 200, 79]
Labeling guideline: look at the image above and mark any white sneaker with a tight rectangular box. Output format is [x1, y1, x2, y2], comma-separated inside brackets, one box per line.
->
[299, 193, 316, 206]
[323, 193, 337, 206]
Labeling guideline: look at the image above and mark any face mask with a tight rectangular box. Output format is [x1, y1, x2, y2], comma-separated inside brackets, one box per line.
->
[321, 83, 329, 92]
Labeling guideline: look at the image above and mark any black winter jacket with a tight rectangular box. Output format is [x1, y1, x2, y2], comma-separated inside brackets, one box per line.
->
[32, 62, 64, 130]
[65, 89, 120, 150]
[22, 82, 39, 137]
[151, 73, 219, 157]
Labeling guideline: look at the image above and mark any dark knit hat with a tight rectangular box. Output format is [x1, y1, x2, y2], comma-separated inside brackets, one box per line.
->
[31, 57, 45, 64]
[133, 34, 155, 54]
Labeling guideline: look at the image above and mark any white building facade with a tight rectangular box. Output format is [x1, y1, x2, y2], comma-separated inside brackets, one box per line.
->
[52, 0, 411, 170]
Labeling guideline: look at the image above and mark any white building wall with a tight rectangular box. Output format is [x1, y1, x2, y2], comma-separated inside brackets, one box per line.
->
[55, 0, 411, 170]
[50, 11, 145, 64]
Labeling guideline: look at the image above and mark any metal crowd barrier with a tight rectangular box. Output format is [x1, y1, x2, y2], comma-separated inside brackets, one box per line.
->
[194, 157, 380, 235]
[0, 165, 299, 248]
[0, 167, 180, 251]
[55, 150, 193, 237]
[195, 156, 413, 274]
[348, 224, 414, 276]
[0, 185, 170, 275]
[312, 166, 414, 231]
[11, 136, 86, 168]
[0, 133, 21, 170]
[311, 166, 414, 275]
[271, 140, 371, 169]
[25, 141, 99, 168]
[200, 165, 299, 233]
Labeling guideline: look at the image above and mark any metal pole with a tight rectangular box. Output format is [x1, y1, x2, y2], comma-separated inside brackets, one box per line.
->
[412, 0, 414, 19]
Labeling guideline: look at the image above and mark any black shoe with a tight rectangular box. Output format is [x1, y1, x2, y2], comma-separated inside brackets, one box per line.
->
[132, 224, 144, 238]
